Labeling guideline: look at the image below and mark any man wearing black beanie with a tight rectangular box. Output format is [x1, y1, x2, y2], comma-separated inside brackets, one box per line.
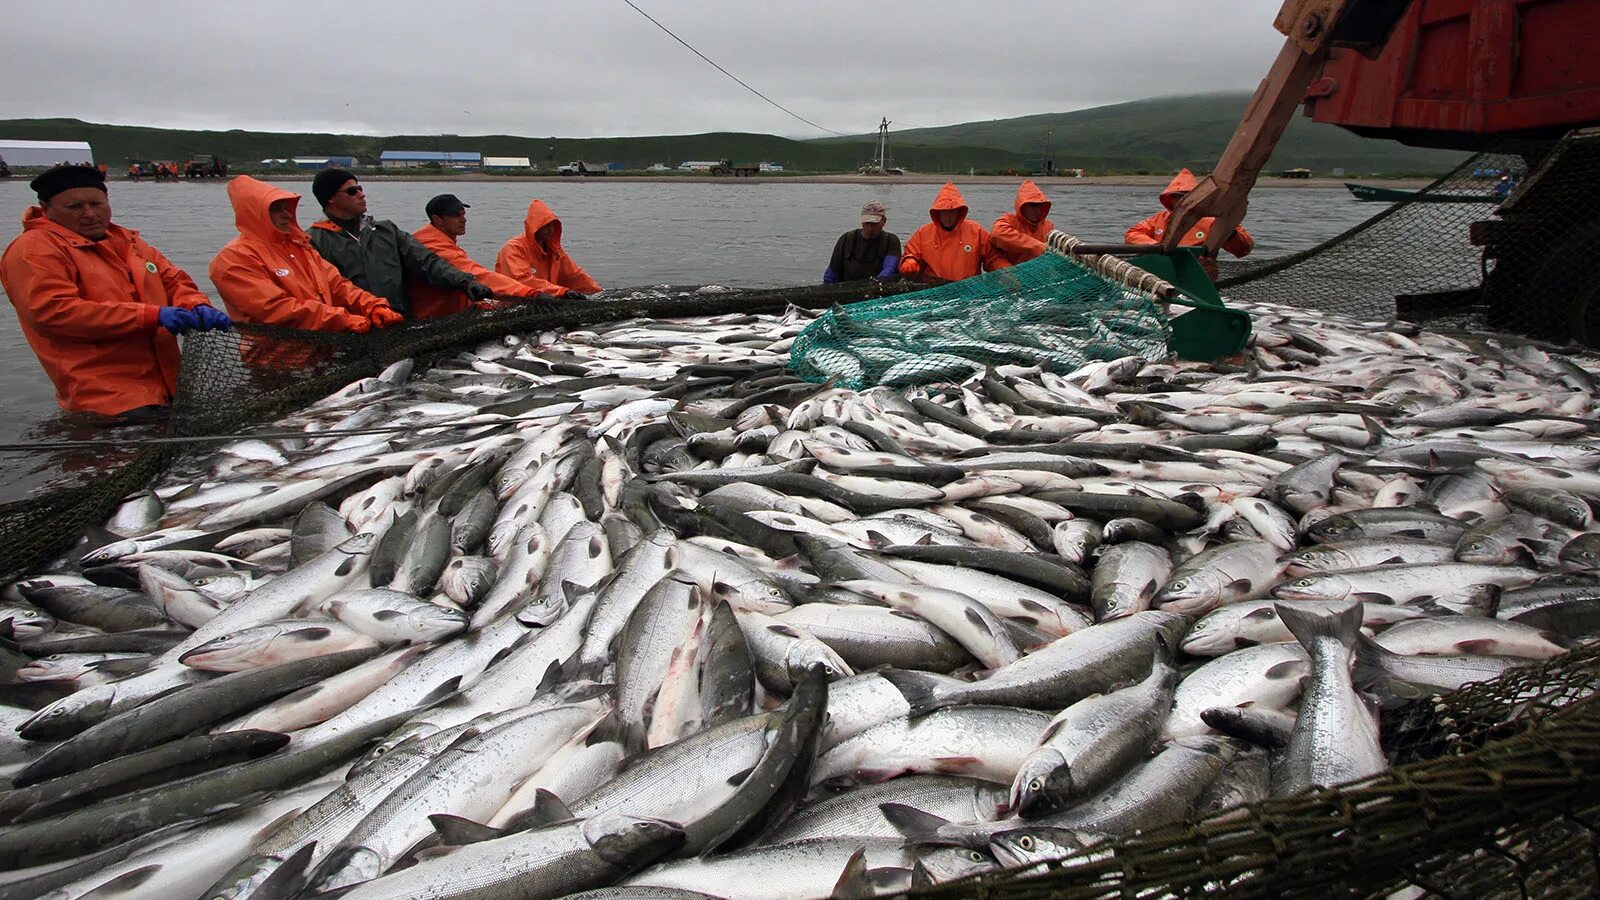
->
[0, 165, 231, 417]
[305, 169, 494, 321]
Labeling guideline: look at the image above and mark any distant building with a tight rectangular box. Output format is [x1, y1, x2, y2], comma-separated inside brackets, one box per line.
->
[647, 163, 672, 172]
[0, 139, 94, 167]
[759, 162, 784, 173]
[483, 157, 532, 170]
[293, 156, 356, 170]
[379, 150, 483, 169]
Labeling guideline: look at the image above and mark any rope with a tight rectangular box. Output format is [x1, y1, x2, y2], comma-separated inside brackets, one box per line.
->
[1047, 230, 1180, 299]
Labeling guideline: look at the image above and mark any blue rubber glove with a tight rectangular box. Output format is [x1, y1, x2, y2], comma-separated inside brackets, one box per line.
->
[192, 304, 232, 331]
[877, 255, 900, 280]
[156, 306, 201, 335]
[465, 281, 495, 301]
[822, 266, 840, 285]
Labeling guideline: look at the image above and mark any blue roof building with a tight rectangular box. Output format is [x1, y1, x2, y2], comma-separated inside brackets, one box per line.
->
[379, 150, 482, 168]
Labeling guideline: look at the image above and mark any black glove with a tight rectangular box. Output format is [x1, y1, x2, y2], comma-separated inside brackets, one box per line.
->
[563, 292, 589, 301]
[465, 281, 495, 301]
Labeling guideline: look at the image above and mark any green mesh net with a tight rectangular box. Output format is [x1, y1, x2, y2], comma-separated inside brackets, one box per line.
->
[789, 252, 1173, 390]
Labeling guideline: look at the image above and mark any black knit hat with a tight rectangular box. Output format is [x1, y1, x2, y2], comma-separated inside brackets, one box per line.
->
[31, 165, 107, 204]
[312, 168, 358, 207]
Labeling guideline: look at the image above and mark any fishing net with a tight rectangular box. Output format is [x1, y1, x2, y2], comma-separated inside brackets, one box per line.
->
[0, 133, 1597, 899]
[788, 249, 1173, 390]
[1218, 130, 1600, 346]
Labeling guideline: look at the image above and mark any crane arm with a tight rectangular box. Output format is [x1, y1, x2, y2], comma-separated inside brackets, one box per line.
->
[1163, 0, 1414, 255]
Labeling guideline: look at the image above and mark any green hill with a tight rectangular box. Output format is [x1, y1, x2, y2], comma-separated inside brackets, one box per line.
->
[0, 93, 1466, 175]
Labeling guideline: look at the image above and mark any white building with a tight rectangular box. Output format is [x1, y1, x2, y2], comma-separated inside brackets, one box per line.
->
[483, 157, 533, 169]
[0, 139, 94, 167]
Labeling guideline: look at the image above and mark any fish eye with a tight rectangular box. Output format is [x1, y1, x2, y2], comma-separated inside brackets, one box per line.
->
[1170, 581, 1186, 591]
[968, 850, 985, 862]
[1019, 835, 1035, 850]
[1296, 578, 1313, 586]
[1029, 777, 1045, 792]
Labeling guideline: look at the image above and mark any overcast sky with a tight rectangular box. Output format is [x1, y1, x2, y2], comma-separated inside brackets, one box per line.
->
[3, 1, 1285, 139]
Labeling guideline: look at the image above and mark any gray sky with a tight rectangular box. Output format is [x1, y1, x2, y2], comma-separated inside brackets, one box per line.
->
[3, 1, 1285, 138]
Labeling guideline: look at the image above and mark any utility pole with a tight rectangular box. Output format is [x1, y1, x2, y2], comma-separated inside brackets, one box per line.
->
[1043, 128, 1055, 175]
[875, 117, 891, 174]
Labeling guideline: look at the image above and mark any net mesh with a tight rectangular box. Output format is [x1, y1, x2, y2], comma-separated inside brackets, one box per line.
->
[789, 252, 1173, 390]
[0, 132, 1598, 898]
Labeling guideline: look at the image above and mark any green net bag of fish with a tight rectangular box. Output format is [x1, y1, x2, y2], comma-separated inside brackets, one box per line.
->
[789, 253, 1172, 389]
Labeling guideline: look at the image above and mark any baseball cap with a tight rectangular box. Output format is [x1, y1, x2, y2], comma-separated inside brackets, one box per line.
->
[860, 200, 887, 224]
[425, 193, 470, 217]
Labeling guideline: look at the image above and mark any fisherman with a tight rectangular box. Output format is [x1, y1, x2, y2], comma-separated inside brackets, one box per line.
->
[210, 176, 399, 332]
[898, 182, 1010, 284]
[495, 200, 599, 299]
[0, 165, 230, 418]
[1124, 168, 1253, 280]
[990, 180, 1055, 265]
[306, 169, 495, 318]
[822, 200, 900, 284]
[410, 193, 544, 319]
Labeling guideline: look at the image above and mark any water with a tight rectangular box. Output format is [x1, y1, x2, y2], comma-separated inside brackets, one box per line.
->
[0, 177, 1376, 501]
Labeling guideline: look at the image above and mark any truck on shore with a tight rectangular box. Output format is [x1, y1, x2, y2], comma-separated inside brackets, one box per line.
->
[557, 161, 609, 176]
[709, 159, 761, 177]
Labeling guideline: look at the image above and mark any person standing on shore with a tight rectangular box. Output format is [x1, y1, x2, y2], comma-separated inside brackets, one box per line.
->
[495, 200, 599, 299]
[0, 165, 230, 418]
[991, 180, 1055, 265]
[823, 200, 900, 284]
[1124, 168, 1253, 280]
[306, 169, 494, 320]
[410, 194, 544, 319]
[210, 176, 397, 332]
[898, 182, 1010, 284]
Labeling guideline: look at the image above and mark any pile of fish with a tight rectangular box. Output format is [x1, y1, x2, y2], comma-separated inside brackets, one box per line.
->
[0, 298, 1596, 899]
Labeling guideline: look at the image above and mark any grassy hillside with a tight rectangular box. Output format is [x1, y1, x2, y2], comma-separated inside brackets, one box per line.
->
[0, 93, 1467, 175]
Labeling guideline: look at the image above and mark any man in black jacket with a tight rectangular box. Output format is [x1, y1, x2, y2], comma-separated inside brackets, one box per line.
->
[823, 200, 900, 284]
[307, 169, 494, 319]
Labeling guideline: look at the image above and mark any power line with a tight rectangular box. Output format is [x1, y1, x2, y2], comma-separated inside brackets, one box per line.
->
[621, 0, 849, 137]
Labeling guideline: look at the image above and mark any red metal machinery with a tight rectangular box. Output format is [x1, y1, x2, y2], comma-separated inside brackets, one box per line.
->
[1169, 0, 1600, 342]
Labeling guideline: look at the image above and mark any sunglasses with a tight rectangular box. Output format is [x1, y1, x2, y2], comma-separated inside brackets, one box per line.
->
[339, 185, 364, 196]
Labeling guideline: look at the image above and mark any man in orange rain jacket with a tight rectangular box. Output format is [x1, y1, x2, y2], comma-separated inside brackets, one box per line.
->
[1124, 168, 1254, 280]
[410, 193, 542, 319]
[898, 182, 1010, 284]
[209, 176, 398, 332]
[495, 200, 601, 299]
[0, 165, 230, 417]
[991, 180, 1056, 266]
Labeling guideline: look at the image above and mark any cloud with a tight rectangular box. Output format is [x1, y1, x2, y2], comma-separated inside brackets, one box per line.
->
[1, 0, 1284, 137]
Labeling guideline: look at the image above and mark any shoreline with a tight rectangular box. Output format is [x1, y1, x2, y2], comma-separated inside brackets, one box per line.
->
[137, 173, 1439, 189]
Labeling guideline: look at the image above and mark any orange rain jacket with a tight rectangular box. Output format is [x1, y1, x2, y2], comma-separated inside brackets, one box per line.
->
[0, 208, 211, 416]
[1124, 168, 1254, 279]
[495, 201, 601, 298]
[898, 183, 1010, 283]
[209, 177, 390, 332]
[409, 223, 540, 319]
[990, 180, 1056, 266]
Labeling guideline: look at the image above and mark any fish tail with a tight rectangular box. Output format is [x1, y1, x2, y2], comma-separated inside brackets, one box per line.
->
[877, 669, 958, 717]
[1274, 599, 1362, 655]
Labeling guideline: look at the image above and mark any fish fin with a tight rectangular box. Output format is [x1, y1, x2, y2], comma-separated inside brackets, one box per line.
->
[932, 756, 981, 773]
[82, 523, 127, 548]
[1264, 659, 1305, 679]
[503, 789, 577, 832]
[1352, 633, 1398, 695]
[248, 842, 319, 900]
[418, 676, 464, 710]
[428, 813, 505, 846]
[1274, 599, 1361, 651]
[76, 865, 162, 897]
[1352, 592, 1392, 604]
[88, 657, 156, 677]
[726, 766, 756, 787]
[766, 624, 804, 639]
[910, 860, 937, 892]
[1453, 638, 1501, 655]
[1227, 578, 1254, 595]
[876, 669, 955, 717]
[879, 803, 952, 841]
[832, 845, 870, 896]
[963, 608, 994, 632]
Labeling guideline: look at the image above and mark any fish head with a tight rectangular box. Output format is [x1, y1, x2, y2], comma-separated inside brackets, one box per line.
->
[1153, 574, 1220, 617]
[0, 606, 55, 639]
[19, 685, 113, 740]
[309, 846, 384, 893]
[177, 624, 288, 671]
[1282, 546, 1343, 576]
[191, 572, 254, 603]
[784, 639, 852, 684]
[584, 814, 686, 867]
[408, 604, 471, 640]
[989, 826, 1089, 867]
[15, 654, 89, 682]
[1010, 748, 1072, 817]
[1308, 515, 1363, 543]
[1273, 573, 1349, 602]
[911, 843, 1001, 884]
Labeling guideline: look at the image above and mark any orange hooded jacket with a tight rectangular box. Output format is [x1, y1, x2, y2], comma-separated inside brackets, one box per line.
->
[990, 180, 1056, 266]
[495, 201, 600, 297]
[898, 183, 1010, 283]
[0, 208, 211, 416]
[1124, 169, 1254, 279]
[409, 223, 540, 319]
[209, 177, 389, 332]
